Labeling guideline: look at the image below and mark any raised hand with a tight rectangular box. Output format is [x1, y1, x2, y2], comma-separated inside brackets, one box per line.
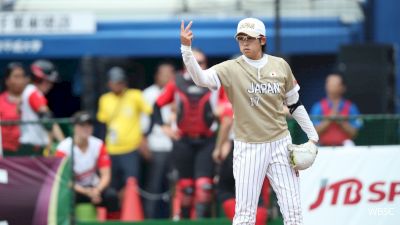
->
[180, 20, 193, 46]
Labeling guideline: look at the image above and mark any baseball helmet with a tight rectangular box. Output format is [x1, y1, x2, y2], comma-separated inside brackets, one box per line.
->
[30, 59, 58, 82]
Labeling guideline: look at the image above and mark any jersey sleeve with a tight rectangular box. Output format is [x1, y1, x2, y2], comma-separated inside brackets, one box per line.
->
[97, 144, 111, 169]
[156, 81, 176, 107]
[212, 60, 234, 89]
[55, 139, 71, 158]
[96, 95, 108, 123]
[281, 58, 300, 97]
[28, 90, 47, 112]
[218, 87, 233, 120]
[55, 151, 66, 158]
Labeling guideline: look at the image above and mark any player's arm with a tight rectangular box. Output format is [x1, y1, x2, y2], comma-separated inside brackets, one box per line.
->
[96, 95, 108, 123]
[95, 144, 111, 193]
[286, 94, 318, 143]
[282, 59, 318, 143]
[180, 21, 221, 90]
[55, 143, 88, 195]
[213, 115, 233, 164]
[338, 121, 358, 138]
[146, 81, 180, 141]
[29, 91, 65, 141]
[151, 81, 176, 127]
[51, 124, 65, 142]
[314, 120, 331, 135]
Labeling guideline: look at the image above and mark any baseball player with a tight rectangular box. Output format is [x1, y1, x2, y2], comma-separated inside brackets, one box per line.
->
[151, 49, 218, 219]
[19, 59, 64, 155]
[180, 18, 319, 225]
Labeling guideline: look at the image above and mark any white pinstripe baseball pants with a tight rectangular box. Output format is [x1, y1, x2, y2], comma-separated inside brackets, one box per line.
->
[232, 135, 302, 225]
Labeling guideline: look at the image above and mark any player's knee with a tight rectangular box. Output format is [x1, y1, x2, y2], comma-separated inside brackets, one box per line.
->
[194, 177, 213, 203]
[176, 179, 194, 206]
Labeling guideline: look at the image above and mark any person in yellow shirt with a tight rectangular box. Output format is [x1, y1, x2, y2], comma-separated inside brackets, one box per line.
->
[97, 66, 152, 193]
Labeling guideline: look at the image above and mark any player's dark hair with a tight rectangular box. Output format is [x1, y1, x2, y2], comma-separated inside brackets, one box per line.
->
[261, 44, 266, 53]
[4, 62, 24, 79]
[259, 36, 266, 52]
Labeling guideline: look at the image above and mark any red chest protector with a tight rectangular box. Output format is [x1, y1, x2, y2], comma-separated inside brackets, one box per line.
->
[319, 99, 351, 146]
[175, 74, 215, 137]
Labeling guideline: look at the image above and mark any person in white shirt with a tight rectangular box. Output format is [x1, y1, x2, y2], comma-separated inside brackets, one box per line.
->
[56, 111, 120, 219]
[19, 59, 64, 156]
[141, 62, 175, 218]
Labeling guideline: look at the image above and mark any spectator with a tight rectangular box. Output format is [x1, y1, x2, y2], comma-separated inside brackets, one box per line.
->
[152, 49, 218, 219]
[56, 111, 120, 219]
[311, 73, 362, 146]
[0, 62, 27, 156]
[97, 67, 152, 197]
[141, 62, 175, 218]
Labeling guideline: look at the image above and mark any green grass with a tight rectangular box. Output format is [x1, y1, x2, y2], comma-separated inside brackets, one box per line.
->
[77, 218, 284, 225]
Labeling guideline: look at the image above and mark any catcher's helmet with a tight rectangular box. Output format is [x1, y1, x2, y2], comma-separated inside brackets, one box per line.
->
[30, 59, 58, 82]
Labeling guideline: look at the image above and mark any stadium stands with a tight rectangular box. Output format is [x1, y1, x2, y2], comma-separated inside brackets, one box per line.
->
[14, 0, 364, 22]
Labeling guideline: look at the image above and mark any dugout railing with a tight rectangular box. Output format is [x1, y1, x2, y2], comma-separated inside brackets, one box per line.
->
[288, 114, 400, 145]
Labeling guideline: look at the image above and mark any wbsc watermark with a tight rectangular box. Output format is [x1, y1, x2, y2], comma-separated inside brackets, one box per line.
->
[368, 207, 396, 216]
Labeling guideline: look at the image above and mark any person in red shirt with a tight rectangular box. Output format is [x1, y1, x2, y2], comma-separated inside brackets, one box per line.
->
[55, 111, 120, 219]
[311, 73, 362, 146]
[0, 62, 28, 156]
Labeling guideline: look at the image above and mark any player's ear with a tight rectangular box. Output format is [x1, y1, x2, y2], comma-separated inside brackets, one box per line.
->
[260, 36, 267, 46]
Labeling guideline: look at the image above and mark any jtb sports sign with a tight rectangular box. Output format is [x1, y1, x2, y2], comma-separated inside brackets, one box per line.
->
[300, 146, 400, 225]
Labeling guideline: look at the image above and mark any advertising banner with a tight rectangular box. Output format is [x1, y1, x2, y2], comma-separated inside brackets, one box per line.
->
[0, 157, 71, 225]
[0, 12, 96, 35]
[301, 146, 400, 225]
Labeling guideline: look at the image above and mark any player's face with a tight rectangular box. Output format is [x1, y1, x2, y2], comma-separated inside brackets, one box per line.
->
[236, 34, 266, 60]
[6, 67, 28, 94]
[326, 75, 345, 98]
[75, 122, 93, 139]
[108, 81, 126, 95]
[156, 64, 175, 87]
